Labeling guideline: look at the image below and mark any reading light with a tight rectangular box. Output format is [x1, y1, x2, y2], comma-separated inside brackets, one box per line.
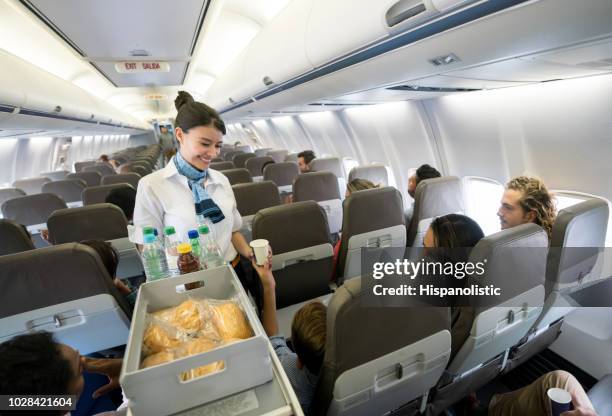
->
[429, 53, 460, 66]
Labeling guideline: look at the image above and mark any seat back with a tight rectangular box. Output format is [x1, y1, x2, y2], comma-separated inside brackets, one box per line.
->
[294, 172, 342, 234]
[12, 177, 51, 195]
[40, 170, 69, 181]
[284, 152, 298, 162]
[234, 145, 253, 153]
[267, 149, 289, 163]
[221, 168, 253, 185]
[310, 278, 451, 416]
[310, 157, 345, 179]
[123, 164, 150, 177]
[264, 162, 299, 190]
[254, 148, 273, 157]
[252, 201, 333, 308]
[0, 188, 26, 206]
[233, 152, 256, 168]
[0, 219, 35, 256]
[47, 203, 129, 244]
[0, 243, 131, 354]
[210, 161, 235, 171]
[447, 223, 548, 376]
[101, 173, 141, 189]
[74, 160, 96, 172]
[338, 187, 406, 280]
[233, 182, 281, 242]
[246, 156, 275, 178]
[83, 163, 116, 176]
[348, 164, 389, 186]
[224, 150, 244, 162]
[1, 193, 67, 226]
[407, 176, 464, 246]
[42, 179, 87, 203]
[67, 171, 102, 187]
[82, 184, 135, 206]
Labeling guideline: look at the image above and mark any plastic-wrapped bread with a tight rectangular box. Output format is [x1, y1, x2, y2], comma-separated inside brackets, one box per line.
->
[142, 323, 184, 354]
[142, 351, 175, 368]
[152, 299, 207, 334]
[210, 302, 253, 340]
[178, 338, 225, 381]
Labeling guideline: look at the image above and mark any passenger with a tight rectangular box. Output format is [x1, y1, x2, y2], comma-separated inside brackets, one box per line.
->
[80, 239, 136, 307]
[98, 154, 110, 164]
[133, 91, 263, 312]
[498, 176, 556, 239]
[297, 150, 316, 173]
[158, 125, 175, 163]
[405, 164, 441, 223]
[251, 255, 326, 414]
[0, 332, 126, 415]
[105, 187, 137, 223]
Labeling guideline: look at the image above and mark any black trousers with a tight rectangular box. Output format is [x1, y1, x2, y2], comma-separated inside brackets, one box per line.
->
[232, 256, 264, 316]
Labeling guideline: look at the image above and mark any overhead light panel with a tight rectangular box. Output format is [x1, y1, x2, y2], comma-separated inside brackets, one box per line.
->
[429, 53, 461, 66]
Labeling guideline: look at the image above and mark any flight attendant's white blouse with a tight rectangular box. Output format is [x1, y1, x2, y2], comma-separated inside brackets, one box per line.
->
[133, 159, 242, 262]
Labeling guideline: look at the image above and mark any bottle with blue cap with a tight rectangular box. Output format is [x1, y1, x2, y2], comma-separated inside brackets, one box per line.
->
[141, 233, 169, 281]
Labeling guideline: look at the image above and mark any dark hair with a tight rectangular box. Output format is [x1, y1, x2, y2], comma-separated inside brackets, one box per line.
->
[416, 164, 441, 184]
[99, 154, 109, 162]
[297, 150, 316, 165]
[105, 187, 137, 221]
[0, 332, 73, 412]
[291, 301, 327, 375]
[80, 240, 119, 279]
[430, 214, 484, 249]
[261, 160, 275, 174]
[174, 91, 226, 135]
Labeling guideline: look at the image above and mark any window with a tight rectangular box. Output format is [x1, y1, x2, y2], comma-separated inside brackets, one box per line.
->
[463, 177, 504, 236]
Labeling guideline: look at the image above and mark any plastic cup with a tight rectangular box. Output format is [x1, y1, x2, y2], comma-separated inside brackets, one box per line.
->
[547, 388, 572, 416]
[249, 239, 269, 266]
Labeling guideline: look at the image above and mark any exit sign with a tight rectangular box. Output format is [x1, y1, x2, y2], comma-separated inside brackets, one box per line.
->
[115, 62, 170, 73]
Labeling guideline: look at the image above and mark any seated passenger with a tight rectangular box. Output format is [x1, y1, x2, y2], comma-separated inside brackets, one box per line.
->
[80, 239, 136, 307]
[498, 176, 556, 239]
[0, 332, 126, 415]
[105, 187, 137, 224]
[405, 164, 441, 223]
[297, 150, 316, 174]
[251, 255, 326, 414]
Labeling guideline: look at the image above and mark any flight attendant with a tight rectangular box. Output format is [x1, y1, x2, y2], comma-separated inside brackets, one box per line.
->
[133, 91, 262, 308]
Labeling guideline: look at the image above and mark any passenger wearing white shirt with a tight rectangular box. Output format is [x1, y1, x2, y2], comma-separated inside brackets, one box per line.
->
[133, 91, 262, 309]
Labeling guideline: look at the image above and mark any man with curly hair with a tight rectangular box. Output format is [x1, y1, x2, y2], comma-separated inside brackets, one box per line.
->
[498, 176, 557, 239]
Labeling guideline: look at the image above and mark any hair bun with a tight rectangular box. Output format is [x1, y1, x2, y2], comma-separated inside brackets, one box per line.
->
[174, 91, 195, 111]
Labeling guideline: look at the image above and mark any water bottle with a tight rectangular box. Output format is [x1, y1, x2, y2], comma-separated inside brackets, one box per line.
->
[141, 233, 169, 281]
[198, 224, 225, 269]
[163, 226, 181, 277]
[187, 229, 202, 261]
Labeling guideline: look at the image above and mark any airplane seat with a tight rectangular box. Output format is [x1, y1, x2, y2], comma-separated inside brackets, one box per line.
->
[588, 374, 612, 416]
[0, 243, 132, 354]
[233, 152, 256, 168]
[254, 148, 273, 157]
[406, 176, 464, 247]
[82, 183, 135, 206]
[224, 150, 245, 162]
[233, 181, 281, 242]
[12, 177, 52, 195]
[429, 223, 548, 414]
[67, 171, 102, 187]
[1, 193, 67, 228]
[246, 156, 275, 179]
[267, 149, 289, 163]
[284, 153, 299, 162]
[210, 161, 235, 171]
[220, 168, 253, 186]
[252, 200, 333, 308]
[47, 203, 128, 244]
[0, 187, 26, 206]
[348, 163, 389, 187]
[0, 218, 35, 256]
[211, 157, 224, 163]
[308, 277, 451, 416]
[101, 173, 141, 189]
[123, 164, 150, 177]
[83, 163, 116, 176]
[234, 145, 253, 153]
[504, 198, 609, 372]
[337, 187, 405, 282]
[263, 162, 299, 193]
[309, 157, 347, 195]
[293, 171, 343, 235]
[40, 170, 69, 181]
[41, 179, 87, 203]
[74, 160, 96, 172]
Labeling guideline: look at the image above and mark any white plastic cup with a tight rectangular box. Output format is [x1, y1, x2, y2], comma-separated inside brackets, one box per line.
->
[249, 239, 269, 266]
[547, 387, 572, 416]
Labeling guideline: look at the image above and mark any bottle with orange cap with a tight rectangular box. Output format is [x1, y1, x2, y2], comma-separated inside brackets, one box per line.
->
[176, 243, 202, 290]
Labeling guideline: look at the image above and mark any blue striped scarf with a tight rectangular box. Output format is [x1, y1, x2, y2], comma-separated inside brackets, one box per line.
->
[173, 152, 225, 224]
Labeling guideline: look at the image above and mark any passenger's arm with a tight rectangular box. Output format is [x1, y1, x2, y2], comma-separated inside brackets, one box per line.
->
[251, 256, 278, 336]
[82, 357, 123, 399]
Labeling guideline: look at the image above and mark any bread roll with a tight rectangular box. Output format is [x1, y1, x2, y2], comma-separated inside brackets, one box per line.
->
[211, 302, 253, 340]
[179, 338, 225, 381]
[143, 323, 183, 353]
[142, 351, 174, 368]
[151, 299, 205, 334]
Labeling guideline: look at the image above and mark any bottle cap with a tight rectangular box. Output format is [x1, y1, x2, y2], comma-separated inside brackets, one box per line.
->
[177, 243, 192, 254]
[198, 225, 210, 235]
[163, 226, 176, 236]
[142, 226, 154, 236]
[187, 230, 199, 239]
[144, 234, 156, 243]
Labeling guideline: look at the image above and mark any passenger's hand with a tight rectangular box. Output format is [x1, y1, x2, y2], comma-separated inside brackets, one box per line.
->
[40, 228, 50, 243]
[561, 408, 598, 416]
[250, 247, 274, 286]
[113, 278, 132, 295]
[83, 357, 123, 399]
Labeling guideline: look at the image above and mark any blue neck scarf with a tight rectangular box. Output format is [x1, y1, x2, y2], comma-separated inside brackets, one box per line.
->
[173, 152, 225, 224]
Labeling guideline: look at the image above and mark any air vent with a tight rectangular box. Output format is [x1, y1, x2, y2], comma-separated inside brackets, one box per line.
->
[429, 53, 461, 66]
[308, 102, 372, 107]
[386, 1, 427, 27]
[263, 76, 274, 86]
[577, 60, 612, 68]
[386, 85, 479, 92]
[129, 49, 150, 57]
